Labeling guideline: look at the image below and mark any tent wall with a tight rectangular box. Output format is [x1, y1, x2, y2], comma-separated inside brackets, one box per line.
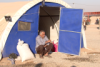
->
[2, 2, 65, 57]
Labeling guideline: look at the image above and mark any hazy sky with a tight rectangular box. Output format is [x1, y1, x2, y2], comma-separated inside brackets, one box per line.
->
[63, 0, 100, 12]
[0, 0, 100, 12]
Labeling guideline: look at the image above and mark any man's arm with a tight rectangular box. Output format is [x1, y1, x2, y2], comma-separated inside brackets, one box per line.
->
[44, 36, 52, 47]
[44, 40, 51, 47]
[45, 36, 51, 44]
[45, 40, 51, 44]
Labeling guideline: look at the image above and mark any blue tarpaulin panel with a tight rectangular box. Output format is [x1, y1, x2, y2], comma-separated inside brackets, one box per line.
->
[58, 8, 83, 55]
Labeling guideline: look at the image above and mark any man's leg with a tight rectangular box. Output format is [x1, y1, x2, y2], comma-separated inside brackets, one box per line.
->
[85, 26, 86, 30]
[84, 25, 86, 30]
[36, 45, 45, 58]
[44, 43, 53, 56]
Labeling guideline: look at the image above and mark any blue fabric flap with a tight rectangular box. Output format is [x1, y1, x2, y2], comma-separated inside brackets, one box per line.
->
[58, 8, 83, 55]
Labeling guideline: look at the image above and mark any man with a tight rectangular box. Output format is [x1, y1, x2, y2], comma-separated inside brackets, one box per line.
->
[83, 19, 86, 30]
[99, 18, 100, 29]
[36, 30, 53, 58]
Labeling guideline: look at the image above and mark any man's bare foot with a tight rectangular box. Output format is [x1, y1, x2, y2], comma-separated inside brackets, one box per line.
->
[44, 53, 48, 56]
[39, 54, 43, 59]
[40, 56, 44, 59]
[45, 55, 52, 58]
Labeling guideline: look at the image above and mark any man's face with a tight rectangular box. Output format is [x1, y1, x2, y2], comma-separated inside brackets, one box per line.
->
[40, 32, 45, 38]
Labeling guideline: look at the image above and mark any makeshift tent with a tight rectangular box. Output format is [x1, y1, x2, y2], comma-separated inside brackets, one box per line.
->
[0, 0, 87, 59]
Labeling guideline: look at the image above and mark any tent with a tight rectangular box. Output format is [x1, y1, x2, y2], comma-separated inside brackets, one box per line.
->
[0, 0, 87, 59]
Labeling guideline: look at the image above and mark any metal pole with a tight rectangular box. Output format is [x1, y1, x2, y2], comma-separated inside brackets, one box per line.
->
[73, 3, 75, 8]
[42, 0, 45, 7]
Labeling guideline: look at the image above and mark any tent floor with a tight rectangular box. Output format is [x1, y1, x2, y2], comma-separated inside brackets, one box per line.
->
[0, 48, 100, 67]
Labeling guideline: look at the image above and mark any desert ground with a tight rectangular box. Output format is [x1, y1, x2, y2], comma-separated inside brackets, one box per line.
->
[0, 1, 30, 39]
[0, 1, 100, 67]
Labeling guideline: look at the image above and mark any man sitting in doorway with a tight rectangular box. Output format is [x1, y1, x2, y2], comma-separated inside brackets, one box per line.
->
[36, 30, 53, 58]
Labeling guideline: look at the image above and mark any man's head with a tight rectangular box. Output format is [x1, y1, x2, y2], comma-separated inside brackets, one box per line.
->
[39, 30, 45, 38]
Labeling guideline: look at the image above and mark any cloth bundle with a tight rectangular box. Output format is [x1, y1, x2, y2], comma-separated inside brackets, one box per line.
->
[17, 39, 34, 62]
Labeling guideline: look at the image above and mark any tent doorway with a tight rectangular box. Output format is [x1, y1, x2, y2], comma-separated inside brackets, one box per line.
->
[38, 6, 60, 41]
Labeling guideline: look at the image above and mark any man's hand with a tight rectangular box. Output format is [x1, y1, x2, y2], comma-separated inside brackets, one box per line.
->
[45, 40, 51, 44]
[44, 44, 47, 47]
[48, 40, 53, 43]
[47, 40, 51, 43]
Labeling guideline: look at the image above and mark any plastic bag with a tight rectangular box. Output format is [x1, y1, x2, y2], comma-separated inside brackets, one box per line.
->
[17, 39, 34, 62]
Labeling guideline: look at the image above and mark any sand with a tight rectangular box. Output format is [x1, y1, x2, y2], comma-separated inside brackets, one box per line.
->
[0, 1, 29, 39]
[0, 1, 30, 17]
[90, 16, 100, 25]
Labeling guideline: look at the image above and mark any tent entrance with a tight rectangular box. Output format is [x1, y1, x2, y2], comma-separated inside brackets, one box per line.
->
[38, 6, 60, 41]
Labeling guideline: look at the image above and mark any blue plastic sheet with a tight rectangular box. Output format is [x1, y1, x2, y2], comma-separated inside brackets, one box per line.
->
[58, 8, 83, 55]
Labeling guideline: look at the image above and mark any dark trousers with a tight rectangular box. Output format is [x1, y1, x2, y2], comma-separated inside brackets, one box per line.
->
[36, 43, 53, 56]
[84, 25, 86, 30]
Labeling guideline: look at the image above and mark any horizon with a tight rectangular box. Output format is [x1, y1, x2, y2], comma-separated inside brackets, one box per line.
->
[0, 0, 100, 12]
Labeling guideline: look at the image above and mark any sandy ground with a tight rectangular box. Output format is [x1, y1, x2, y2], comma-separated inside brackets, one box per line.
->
[0, 1, 30, 18]
[0, 1, 29, 39]
[0, 25, 100, 67]
[89, 16, 100, 25]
